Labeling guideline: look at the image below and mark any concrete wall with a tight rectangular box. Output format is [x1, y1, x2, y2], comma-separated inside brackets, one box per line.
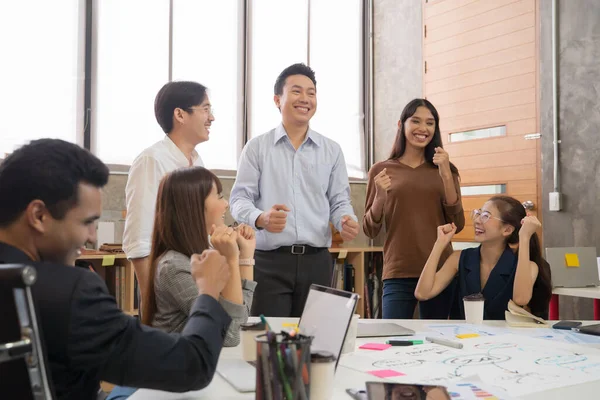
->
[373, 0, 423, 163]
[540, 0, 600, 320]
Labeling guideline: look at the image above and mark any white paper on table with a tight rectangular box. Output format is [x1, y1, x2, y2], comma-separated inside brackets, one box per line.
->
[340, 334, 600, 397]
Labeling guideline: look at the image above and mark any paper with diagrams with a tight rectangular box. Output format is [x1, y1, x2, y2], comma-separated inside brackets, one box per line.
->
[340, 334, 600, 397]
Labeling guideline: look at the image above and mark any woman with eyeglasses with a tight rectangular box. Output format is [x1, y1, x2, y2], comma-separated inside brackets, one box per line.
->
[415, 195, 552, 320]
[363, 99, 465, 320]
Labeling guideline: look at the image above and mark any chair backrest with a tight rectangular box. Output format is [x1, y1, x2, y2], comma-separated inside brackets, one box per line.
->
[0, 264, 54, 400]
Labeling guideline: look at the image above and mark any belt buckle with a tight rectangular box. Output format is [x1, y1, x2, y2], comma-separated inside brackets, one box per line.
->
[291, 245, 306, 255]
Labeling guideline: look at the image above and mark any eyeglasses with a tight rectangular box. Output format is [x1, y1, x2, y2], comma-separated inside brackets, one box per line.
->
[470, 209, 505, 224]
[188, 105, 214, 117]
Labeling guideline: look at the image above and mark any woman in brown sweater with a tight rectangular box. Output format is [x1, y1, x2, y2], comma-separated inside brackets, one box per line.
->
[363, 99, 465, 319]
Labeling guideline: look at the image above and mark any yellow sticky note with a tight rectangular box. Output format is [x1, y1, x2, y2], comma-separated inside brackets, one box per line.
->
[338, 250, 348, 259]
[565, 253, 580, 267]
[102, 255, 115, 266]
[456, 333, 480, 339]
[282, 322, 298, 328]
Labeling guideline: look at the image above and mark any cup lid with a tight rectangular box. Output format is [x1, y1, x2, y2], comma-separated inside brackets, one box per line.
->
[463, 292, 485, 301]
[240, 321, 266, 331]
[311, 351, 336, 363]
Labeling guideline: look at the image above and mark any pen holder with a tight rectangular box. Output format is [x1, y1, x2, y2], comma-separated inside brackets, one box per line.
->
[255, 332, 313, 400]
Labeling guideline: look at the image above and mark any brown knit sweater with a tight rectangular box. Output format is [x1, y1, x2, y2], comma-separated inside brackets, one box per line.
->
[363, 159, 465, 280]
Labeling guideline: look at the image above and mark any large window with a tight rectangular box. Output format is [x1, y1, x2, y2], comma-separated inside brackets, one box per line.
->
[309, 0, 365, 179]
[2, 2, 369, 178]
[92, 0, 169, 166]
[0, 0, 84, 156]
[248, 0, 308, 139]
[172, 0, 243, 170]
[248, 0, 365, 178]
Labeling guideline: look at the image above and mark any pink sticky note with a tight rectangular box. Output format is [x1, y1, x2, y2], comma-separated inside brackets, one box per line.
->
[368, 369, 406, 378]
[359, 343, 392, 351]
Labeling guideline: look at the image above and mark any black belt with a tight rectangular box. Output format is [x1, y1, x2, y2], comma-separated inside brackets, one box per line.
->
[264, 245, 327, 255]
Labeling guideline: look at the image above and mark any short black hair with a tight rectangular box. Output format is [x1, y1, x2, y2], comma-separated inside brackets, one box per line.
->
[0, 139, 109, 227]
[274, 63, 317, 96]
[154, 81, 208, 134]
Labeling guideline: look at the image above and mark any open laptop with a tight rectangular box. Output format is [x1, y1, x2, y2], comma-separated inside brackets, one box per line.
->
[217, 284, 359, 392]
[546, 247, 599, 288]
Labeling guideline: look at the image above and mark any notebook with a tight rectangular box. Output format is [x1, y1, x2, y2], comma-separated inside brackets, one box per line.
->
[504, 300, 549, 328]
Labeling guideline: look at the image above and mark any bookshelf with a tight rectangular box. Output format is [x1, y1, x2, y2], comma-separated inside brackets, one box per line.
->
[329, 246, 383, 318]
[78, 246, 384, 319]
[76, 251, 138, 316]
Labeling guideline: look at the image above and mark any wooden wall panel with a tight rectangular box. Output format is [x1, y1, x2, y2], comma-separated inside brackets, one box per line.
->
[426, 0, 534, 43]
[427, 73, 535, 106]
[426, 58, 535, 95]
[457, 165, 537, 184]
[424, 0, 540, 242]
[425, 12, 533, 56]
[427, 27, 534, 69]
[437, 88, 535, 119]
[426, 0, 521, 29]
[426, 42, 534, 83]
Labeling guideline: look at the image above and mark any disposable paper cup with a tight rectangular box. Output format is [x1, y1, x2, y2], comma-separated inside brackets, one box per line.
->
[240, 321, 266, 362]
[463, 294, 485, 324]
[310, 351, 336, 400]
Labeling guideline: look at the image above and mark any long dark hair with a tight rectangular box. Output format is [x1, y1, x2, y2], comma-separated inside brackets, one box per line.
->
[490, 195, 552, 318]
[388, 98, 458, 175]
[141, 167, 222, 326]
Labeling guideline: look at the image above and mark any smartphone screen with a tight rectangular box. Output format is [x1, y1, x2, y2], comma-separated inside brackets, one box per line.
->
[365, 382, 451, 400]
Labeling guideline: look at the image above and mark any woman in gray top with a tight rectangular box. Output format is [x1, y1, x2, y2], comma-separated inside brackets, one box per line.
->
[141, 167, 256, 347]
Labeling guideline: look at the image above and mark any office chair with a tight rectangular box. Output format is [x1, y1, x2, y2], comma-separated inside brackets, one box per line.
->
[0, 264, 54, 399]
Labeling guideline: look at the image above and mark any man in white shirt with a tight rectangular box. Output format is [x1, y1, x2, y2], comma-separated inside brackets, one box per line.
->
[123, 81, 214, 304]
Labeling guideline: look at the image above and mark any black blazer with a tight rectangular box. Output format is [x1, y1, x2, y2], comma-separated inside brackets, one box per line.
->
[0, 242, 232, 400]
[453, 245, 517, 320]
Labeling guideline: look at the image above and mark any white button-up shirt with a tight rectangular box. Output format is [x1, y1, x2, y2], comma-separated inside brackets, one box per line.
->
[123, 136, 203, 259]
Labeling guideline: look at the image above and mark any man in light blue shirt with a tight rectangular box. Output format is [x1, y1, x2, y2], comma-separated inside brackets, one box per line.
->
[230, 63, 359, 317]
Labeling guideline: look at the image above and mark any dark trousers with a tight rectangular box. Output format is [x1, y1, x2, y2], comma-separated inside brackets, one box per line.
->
[382, 277, 457, 319]
[251, 248, 332, 317]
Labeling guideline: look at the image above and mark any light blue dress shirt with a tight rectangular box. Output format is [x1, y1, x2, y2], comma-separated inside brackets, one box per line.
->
[230, 124, 357, 251]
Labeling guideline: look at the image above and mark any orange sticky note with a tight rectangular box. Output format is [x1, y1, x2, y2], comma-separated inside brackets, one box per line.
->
[565, 253, 580, 267]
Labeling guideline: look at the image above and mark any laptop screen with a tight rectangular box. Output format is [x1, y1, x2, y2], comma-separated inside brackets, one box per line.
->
[298, 284, 358, 369]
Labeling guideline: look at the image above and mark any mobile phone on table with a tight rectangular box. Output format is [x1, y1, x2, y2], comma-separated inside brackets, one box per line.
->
[365, 382, 451, 400]
[553, 320, 582, 330]
[346, 388, 368, 400]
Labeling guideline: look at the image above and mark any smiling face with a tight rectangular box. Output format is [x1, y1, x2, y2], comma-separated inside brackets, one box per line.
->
[472, 201, 514, 243]
[400, 106, 435, 150]
[274, 74, 317, 126]
[34, 183, 102, 265]
[178, 95, 215, 144]
[204, 182, 229, 233]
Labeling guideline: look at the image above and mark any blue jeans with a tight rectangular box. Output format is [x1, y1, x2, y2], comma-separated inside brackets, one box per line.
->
[382, 277, 457, 319]
[106, 386, 137, 400]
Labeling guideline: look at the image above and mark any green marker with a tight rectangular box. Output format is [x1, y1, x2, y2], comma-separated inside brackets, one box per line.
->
[386, 340, 424, 346]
